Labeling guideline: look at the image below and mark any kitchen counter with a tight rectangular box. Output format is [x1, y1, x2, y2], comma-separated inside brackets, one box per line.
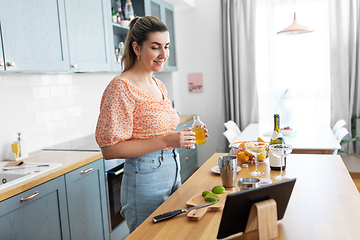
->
[0, 114, 194, 202]
[0, 150, 103, 202]
[126, 153, 360, 239]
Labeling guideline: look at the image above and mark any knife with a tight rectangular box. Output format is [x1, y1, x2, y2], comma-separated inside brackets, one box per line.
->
[152, 201, 218, 223]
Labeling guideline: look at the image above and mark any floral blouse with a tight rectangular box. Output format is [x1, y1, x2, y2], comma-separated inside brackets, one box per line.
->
[95, 75, 179, 148]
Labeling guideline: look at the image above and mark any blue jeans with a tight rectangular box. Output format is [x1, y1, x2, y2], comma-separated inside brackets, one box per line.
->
[120, 149, 181, 233]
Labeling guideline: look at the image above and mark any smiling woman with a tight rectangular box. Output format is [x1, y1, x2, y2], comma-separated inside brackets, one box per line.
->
[255, 0, 331, 128]
[95, 16, 207, 234]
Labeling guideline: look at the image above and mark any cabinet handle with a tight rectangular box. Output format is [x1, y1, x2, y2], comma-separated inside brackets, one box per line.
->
[80, 167, 93, 174]
[72, 64, 77, 68]
[8, 62, 15, 67]
[183, 124, 188, 127]
[0, 61, 4, 67]
[20, 191, 38, 202]
[185, 156, 190, 160]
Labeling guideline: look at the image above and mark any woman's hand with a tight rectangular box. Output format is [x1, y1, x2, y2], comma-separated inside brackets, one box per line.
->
[164, 128, 196, 149]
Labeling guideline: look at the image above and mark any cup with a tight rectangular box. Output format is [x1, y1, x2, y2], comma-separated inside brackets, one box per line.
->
[218, 155, 237, 188]
[238, 177, 261, 190]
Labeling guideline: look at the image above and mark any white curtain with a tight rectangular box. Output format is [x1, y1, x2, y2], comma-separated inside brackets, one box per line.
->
[221, 0, 259, 131]
[329, 0, 360, 154]
[255, 0, 331, 129]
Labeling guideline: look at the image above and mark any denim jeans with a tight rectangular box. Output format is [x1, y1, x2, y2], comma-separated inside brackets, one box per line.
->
[120, 149, 181, 233]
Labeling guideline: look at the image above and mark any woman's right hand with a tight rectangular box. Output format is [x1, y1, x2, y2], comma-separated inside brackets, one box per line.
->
[165, 128, 196, 149]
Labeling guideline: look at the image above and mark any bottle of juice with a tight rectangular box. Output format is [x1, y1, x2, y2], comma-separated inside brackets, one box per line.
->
[192, 116, 207, 145]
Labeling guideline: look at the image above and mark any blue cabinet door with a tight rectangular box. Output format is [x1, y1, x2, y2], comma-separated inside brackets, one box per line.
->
[0, 176, 70, 239]
[0, 0, 69, 72]
[144, 0, 177, 72]
[65, 159, 110, 240]
[162, 2, 177, 72]
[65, 0, 112, 72]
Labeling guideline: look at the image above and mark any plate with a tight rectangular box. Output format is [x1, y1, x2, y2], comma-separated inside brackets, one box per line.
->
[211, 165, 241, 174]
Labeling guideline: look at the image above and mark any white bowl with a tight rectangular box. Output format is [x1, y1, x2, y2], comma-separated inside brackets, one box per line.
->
[121, 20, 130, 27]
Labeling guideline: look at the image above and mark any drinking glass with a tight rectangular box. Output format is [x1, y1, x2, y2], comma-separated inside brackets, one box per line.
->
[245, 142, 267, 176]
[269, 144, 293, 181]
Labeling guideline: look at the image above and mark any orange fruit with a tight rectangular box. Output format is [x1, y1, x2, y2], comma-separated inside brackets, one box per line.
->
[237, 151, 249, 162]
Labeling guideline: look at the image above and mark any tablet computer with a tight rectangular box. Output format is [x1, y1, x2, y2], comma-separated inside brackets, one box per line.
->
[217, 178, 296, 239]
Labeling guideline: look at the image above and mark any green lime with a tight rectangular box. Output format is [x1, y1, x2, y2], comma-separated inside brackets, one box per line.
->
[204, 193, 219, 202]
[212, 186, 225, 194]
[202, 190, 212, 196]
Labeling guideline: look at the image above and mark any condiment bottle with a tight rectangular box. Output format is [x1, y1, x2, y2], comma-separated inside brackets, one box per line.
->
[192, 116, 207, 145]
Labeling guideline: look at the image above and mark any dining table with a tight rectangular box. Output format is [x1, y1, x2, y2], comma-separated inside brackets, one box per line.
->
[232, 123, 341, 154]
[126, 153, 360, 240]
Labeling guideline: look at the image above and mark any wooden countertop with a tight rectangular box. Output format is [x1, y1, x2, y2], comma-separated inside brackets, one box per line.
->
[0, 150, 103, 202]
[0, 115, 194, 202]
[127, 153, 360, 240]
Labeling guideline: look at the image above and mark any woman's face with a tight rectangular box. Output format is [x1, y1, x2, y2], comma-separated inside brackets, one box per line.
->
[135, 31, 170, 72]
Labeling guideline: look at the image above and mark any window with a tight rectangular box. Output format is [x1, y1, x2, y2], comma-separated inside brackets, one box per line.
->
[256, 0, 330, 129]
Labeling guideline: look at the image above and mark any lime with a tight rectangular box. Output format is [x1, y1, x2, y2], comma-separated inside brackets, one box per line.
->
[202, 190, 212, 196]
[204, 193, 219, 202]
[212, 186, 225, 194]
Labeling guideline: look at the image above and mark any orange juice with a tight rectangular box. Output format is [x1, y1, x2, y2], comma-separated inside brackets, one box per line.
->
[193, 128, 207, 145]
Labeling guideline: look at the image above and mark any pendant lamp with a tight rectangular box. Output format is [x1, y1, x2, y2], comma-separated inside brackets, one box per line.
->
[277, 12, 314, 35]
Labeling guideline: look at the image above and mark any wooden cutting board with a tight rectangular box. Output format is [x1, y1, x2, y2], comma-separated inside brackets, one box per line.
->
[185, 189, 234, 221]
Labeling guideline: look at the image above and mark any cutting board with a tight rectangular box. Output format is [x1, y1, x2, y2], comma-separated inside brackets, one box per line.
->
[185, 189, 234, 221]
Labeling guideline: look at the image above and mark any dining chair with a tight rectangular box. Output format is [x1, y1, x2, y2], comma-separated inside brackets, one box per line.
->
[223, 129, 238, 144]
[332, 119, 346, 134]
[224, 120, 241, 136]
[333, 127, 349, 155]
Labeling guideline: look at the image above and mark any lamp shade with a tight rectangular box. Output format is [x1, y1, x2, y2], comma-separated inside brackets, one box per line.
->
[277, 12, 314, 35]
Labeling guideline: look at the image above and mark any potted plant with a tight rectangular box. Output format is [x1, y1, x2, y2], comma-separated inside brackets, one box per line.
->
[340, 115, 360, 154]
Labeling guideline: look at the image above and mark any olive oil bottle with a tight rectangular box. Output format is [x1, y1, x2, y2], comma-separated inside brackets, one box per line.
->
[269, 114, 285, 170]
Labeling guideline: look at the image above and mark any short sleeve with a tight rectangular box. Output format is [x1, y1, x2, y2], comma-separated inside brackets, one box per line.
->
[95, 78, 135, 148]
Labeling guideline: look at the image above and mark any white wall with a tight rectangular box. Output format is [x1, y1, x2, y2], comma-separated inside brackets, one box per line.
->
[0, 73, 116, 160]
[172, 0, 226, 166]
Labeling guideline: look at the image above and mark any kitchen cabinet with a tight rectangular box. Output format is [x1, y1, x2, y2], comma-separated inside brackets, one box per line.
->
[0, 176, 71, 239]
[175, 119, 198, 182]
[110, 0, 177, 72]
[65, 159, 110, 240]
[0, 159, 109, 240]
[64, 0, 112, 72]
[0, 0, 70, 72]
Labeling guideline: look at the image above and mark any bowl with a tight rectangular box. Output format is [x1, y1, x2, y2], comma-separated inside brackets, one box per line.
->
[229, 141, 245, 156]
[121, 20, 130, 27]
[238, 177, 261, 189]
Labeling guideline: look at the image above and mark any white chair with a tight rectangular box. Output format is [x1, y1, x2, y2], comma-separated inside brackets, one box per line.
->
[224, 120, 241, 136]
[223, 129, 238, 144]
[332, 119, 346, 134]
[333, 127, 349, 155]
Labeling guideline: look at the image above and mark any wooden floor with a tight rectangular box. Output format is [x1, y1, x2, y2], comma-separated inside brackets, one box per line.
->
[342, 154, 360, 192]
[350, 172, 360, 192]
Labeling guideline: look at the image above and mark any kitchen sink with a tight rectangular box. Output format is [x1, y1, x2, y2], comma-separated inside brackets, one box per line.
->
[0, 162, 62, 190]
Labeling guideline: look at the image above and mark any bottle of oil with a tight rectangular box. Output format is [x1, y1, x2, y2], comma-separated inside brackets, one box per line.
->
[192, 116, 207, 145]
[269, 114, 285, 170]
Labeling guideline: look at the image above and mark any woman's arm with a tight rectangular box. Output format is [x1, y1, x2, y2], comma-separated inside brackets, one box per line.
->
[101, 129, 196, 159]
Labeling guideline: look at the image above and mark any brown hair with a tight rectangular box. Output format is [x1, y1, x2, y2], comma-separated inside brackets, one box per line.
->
[121, 16, 168, 72]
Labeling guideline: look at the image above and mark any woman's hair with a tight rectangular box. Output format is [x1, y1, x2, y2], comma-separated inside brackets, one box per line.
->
[121, 16, 168, 72]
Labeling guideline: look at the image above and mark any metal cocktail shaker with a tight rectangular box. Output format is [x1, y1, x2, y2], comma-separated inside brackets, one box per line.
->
[218, 156, 237, 188]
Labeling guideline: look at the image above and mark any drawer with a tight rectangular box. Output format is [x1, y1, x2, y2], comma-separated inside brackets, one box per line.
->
[179, 149, 197, 183]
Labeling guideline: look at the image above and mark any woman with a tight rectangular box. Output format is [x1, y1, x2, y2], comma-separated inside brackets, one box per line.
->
[95, 16, 206, 233]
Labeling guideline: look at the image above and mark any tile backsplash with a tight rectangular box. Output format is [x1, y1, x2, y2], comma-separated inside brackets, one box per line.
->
[0, 73, 117, 160]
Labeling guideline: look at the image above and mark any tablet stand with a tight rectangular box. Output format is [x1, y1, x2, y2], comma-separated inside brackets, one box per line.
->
[244, 199, 278, 240]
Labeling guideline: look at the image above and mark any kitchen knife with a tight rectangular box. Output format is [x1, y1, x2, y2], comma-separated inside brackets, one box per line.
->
[152, 200, 218, 223]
